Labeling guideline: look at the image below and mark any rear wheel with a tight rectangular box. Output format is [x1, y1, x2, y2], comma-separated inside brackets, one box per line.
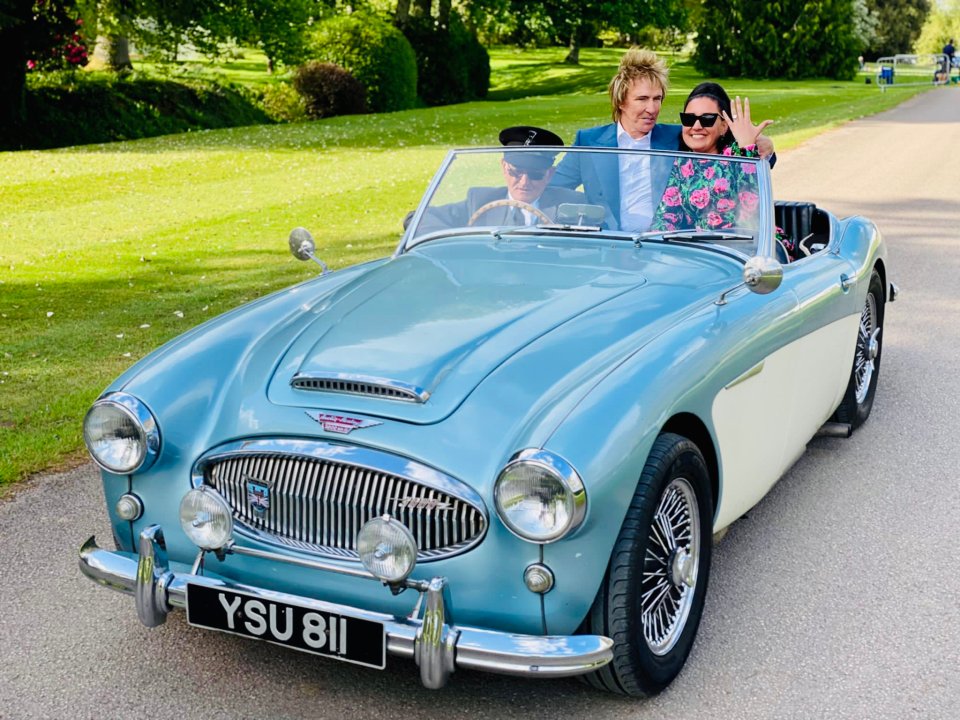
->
[834, 270, 884, 430]
[583, 433, 713, 696]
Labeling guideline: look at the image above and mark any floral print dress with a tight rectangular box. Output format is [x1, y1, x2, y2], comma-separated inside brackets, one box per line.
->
[652, 143, 761, 233]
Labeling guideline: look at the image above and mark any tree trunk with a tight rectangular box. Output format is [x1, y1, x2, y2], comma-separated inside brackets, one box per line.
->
[0, 9, 30, 128]
[438, 0, 451, 26]
[564, 33, 580, 64]
[102, 34, 133, 71]
[396, 0, 411, 24]
[413, 0, 432, 17]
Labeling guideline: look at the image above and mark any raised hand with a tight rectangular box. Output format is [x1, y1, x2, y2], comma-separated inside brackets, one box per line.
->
[722, 96, 774, 150]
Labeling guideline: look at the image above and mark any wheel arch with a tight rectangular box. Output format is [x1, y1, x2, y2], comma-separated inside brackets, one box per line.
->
[873, 258, 888, 302]
[660, 412, 718, 514]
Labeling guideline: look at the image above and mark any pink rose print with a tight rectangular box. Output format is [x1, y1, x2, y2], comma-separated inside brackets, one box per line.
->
[707, 212, 723, 227]
[738, 191, 759, 213]
[663, 186, 683, 207]
[716, 198, 735, 212]
[704, 166, 716, 180]
[690, 188, 710, 209]
[712, 177, 729, 194]
[662, 212, 678, 222]
[680, 160, 694, 178]
[742, 164, 756, 174]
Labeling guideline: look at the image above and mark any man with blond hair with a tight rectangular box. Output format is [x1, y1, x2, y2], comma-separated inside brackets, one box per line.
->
[552, 48, 774, 231]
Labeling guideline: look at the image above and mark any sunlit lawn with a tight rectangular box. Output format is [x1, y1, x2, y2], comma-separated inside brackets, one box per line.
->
[0, 47, 934, 488]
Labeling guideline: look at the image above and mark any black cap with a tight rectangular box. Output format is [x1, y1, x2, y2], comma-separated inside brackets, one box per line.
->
[499, 126, 564, 171]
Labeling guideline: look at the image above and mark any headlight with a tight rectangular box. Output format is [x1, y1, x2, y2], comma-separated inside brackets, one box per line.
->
[357, 515, 418, 584]
[494, 449, 586, 543]
[83, 393, 160, 474]
[180, 487, 234, 550]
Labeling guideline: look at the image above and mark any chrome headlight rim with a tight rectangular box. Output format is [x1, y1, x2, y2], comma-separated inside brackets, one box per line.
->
[494, 448, 587, 543]
[83, 392, 161, 474]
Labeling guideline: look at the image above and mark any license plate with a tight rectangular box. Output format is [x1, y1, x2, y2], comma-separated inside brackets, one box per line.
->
[186, 584, 386, 669]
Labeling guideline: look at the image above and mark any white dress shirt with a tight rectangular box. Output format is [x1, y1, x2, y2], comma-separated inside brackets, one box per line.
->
[617, 123, 653, 232]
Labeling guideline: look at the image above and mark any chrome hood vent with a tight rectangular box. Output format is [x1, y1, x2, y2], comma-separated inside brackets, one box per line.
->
[195, 439, 486, 561]
[290, 373, 429, 403]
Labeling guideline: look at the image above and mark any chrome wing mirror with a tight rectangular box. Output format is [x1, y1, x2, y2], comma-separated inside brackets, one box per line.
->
[288, 227, 328, 274]
[716, 256, 783, 305]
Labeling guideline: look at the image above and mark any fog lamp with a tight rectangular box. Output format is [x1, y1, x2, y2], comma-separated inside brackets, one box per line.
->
[179, 486, 233, 550]
[357, 515, 417, 584]
[115, 493, 143, 521]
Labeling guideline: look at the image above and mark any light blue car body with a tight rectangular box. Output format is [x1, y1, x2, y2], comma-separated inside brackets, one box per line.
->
[83, 146, 890, 678]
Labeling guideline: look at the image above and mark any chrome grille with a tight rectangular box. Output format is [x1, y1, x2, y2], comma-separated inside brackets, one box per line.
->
[204, 451, 486, 560]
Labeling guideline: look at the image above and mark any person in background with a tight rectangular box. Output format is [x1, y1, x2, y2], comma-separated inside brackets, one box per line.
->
[551, 48, 775, 232]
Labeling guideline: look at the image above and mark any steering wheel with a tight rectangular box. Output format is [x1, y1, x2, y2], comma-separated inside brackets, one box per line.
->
[468, 198, 552, 226]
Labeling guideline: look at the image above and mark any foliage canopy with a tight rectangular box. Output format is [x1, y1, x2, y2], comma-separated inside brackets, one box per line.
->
[695, 0, 862, 80]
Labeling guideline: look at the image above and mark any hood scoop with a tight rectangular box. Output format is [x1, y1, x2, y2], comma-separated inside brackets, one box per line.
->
[291, 372, 430, 403]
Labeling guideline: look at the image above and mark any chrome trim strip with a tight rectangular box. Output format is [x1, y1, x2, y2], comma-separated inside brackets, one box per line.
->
[80, 533, 614, 686]
[724, 360, 765, 390]
[192, 439, 488, 562]
[291, 373, 430, 403]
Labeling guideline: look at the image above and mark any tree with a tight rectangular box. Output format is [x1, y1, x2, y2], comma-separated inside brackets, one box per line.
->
[914, 0, 960, 54]
[464, 0, 686, 63]
[695, 0, 862, 80]
[864, 0, 930, 59]
[0, 0, 87, 126]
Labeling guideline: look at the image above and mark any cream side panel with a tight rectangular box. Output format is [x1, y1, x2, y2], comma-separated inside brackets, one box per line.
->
[712, 313, 860, 530]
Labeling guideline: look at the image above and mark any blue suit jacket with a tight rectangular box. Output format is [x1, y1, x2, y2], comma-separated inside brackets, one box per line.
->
[550, 122, 682, 230]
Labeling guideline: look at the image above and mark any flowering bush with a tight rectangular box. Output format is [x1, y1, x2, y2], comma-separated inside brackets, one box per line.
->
[26, 3, 88, 72]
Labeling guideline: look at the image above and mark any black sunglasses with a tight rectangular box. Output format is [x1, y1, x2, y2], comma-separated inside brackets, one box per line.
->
[505, 165, 549, 181]
[679, 112, 720, 128]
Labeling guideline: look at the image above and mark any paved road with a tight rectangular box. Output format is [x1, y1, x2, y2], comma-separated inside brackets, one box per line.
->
[3, 88, 959, 719]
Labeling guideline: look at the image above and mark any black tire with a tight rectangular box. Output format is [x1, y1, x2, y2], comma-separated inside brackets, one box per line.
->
[582, 433, 713, 697]
[833, 270, 884, 430]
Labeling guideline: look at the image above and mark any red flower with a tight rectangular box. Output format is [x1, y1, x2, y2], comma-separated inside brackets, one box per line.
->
[704, 166, 716, 180]
[738, 191, 759, 213]
[707, 212, 723, 227]
[712, 177, 729, 194]
[663, 186, 683, 207]
[680, 160, 695, 178]
[690, 188, 710, 209]
[716, 198, 735, 212]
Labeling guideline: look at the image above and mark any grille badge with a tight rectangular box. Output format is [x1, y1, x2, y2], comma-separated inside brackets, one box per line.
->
[305, 411, 382, 434]
[244, 475, 272, 516]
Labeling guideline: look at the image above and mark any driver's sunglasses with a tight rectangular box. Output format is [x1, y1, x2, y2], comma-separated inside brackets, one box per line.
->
[679, 112, 720, 128]
[505, 164, 549, 181]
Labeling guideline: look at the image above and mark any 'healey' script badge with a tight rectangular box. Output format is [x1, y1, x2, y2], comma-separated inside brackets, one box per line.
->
[306, 411, 382, 434]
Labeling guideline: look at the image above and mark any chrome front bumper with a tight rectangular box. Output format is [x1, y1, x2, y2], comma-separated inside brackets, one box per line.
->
[79, 526, 613, 689]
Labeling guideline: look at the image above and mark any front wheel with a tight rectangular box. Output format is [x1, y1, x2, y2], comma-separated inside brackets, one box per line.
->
[833, 269, 884, 430]
[583, 433, 713, 696]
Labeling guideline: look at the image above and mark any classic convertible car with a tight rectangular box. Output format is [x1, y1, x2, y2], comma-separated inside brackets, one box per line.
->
[79, 146, 894, 696]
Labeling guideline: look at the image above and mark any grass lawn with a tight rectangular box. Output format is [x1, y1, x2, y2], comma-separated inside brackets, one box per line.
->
[0, 48, 935, 489]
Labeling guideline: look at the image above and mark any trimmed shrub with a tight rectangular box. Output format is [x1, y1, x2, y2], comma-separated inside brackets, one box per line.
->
[400, 14, 490, 106]
[260, 82, 309, 123]
[2, 73, 271, 151]
[308, 13, 417, 113]
[293, 61, 367, 119]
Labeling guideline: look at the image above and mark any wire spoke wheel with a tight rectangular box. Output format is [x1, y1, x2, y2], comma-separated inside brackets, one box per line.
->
[641, 477, 700, 655]
[854, 293, 880, 404]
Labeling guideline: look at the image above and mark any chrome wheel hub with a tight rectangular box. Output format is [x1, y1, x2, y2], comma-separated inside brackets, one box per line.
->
[641, 477, 700, 656]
